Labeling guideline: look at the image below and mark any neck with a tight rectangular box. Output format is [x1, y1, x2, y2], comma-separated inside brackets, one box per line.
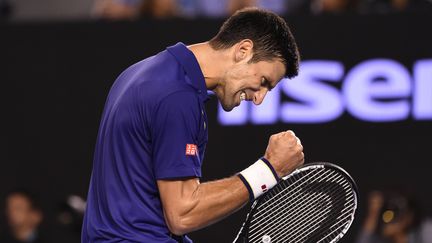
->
[188, 42, 232, 91]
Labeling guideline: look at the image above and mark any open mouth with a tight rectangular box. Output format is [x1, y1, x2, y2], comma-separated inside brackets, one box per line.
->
[240, 91, 246, 102]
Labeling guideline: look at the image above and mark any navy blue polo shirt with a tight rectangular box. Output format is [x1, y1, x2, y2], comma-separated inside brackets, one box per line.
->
[82, 43, 209, 243]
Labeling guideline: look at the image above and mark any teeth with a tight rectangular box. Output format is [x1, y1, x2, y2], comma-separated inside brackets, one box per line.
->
[240, 92, 246, 101]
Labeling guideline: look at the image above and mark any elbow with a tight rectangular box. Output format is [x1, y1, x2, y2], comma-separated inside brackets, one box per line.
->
[164, 214, 197, 235]
[166, 222, 189, 236]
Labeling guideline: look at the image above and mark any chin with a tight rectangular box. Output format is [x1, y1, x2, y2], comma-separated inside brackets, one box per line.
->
[221, 102, 235, 112]
[222, 105, 234, 112]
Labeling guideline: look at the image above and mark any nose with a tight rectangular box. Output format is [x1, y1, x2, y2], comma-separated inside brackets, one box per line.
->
[253, 89, 268, 105]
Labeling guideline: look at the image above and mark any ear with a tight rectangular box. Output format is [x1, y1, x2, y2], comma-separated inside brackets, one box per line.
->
[234, 39, 254, 63]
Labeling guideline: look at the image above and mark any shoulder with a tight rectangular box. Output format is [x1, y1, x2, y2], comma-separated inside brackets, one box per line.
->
[110, 49, 195, 106]
[154, 90, 202, 118]
[131, 49, 184, 83]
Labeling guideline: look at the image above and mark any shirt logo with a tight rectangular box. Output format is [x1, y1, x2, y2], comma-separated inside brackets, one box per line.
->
[261, 184, 267, 192]
[185, 144, 197, 156]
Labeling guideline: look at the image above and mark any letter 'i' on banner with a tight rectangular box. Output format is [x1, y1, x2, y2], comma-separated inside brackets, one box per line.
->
[413, 60, 432, 119]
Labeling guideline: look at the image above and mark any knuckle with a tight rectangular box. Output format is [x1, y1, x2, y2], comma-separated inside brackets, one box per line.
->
[298, 144, 303, 151]
[296, 141, 302, 147]
[288, 137, 296, 145]
[286, 130, 295, 136]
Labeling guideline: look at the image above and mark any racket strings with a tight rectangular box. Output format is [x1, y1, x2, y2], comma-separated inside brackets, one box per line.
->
[275, 190, 355, 243]
[253, 190, 354, 243]
[247, 167, 356, 243]
[256, 168, 319, 211]
[308, 187, 357, 243]
[271, 198, 353, 243]
[250, 168, 324, 224]
[307, 189, 356, 243]
[269, 179, 352, 242]
[248, 170, 342, 241]
[250, 168, 336, 230]
[278, 182, 355, 243]
[255, 185, 341, 242]
[281, 192, 355, 243]
[315, 209, 356, 243]
[285, 207, 354, 243]
[248, 170, 338, 239]
[249, 174, 350, 242]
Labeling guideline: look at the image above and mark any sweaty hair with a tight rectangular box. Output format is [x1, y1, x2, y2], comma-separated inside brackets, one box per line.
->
[209, 7, 300, 79]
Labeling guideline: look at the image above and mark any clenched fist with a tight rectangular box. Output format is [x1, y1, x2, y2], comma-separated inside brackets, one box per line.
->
[264, 130, 304, 178]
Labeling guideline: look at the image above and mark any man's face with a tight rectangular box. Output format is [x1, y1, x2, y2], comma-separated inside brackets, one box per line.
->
[6, 194, 41, 229]
[214, 58, 286, 111]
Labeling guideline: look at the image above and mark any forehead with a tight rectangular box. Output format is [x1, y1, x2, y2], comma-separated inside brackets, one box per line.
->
[7, 194, 31, 205]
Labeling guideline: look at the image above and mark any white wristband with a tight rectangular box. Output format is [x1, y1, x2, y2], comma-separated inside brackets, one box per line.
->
[239, 158, 279, 201]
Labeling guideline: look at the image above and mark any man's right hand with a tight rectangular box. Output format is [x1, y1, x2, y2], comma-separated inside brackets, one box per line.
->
[264, 130, 304, 178]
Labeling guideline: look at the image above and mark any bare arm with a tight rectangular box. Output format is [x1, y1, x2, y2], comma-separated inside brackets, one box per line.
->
[362, 191, 384, 233]
[157, 176, 248, 235]
[157, 130, 304, 235]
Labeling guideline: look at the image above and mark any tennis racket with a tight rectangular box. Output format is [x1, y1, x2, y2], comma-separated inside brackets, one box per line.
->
[233, 162, 358, 243]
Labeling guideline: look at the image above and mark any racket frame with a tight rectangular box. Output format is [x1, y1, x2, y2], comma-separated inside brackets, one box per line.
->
[233, 162, 359, 243]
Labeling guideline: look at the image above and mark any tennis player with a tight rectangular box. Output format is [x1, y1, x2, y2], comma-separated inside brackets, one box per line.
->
[82, 7, 304, 243]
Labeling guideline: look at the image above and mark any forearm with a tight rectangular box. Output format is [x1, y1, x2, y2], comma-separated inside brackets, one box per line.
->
[160, 131, 304, 235]
[363, 215, 380, 233]
[159, 175, 249, 235]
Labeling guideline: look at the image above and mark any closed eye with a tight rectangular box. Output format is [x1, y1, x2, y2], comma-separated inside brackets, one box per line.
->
[261, 77, 274, 92]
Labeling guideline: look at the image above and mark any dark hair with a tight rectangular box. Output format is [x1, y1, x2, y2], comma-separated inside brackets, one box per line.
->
[209, 7, 300, 79]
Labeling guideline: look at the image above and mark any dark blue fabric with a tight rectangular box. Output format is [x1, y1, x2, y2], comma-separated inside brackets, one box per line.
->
[82, 43, 208, 242]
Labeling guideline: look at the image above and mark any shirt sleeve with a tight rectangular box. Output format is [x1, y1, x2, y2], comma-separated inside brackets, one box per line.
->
[151, 90, 202, 179]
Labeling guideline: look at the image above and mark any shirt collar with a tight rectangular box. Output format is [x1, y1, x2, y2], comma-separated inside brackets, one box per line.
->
[167, 42, 209, 102]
